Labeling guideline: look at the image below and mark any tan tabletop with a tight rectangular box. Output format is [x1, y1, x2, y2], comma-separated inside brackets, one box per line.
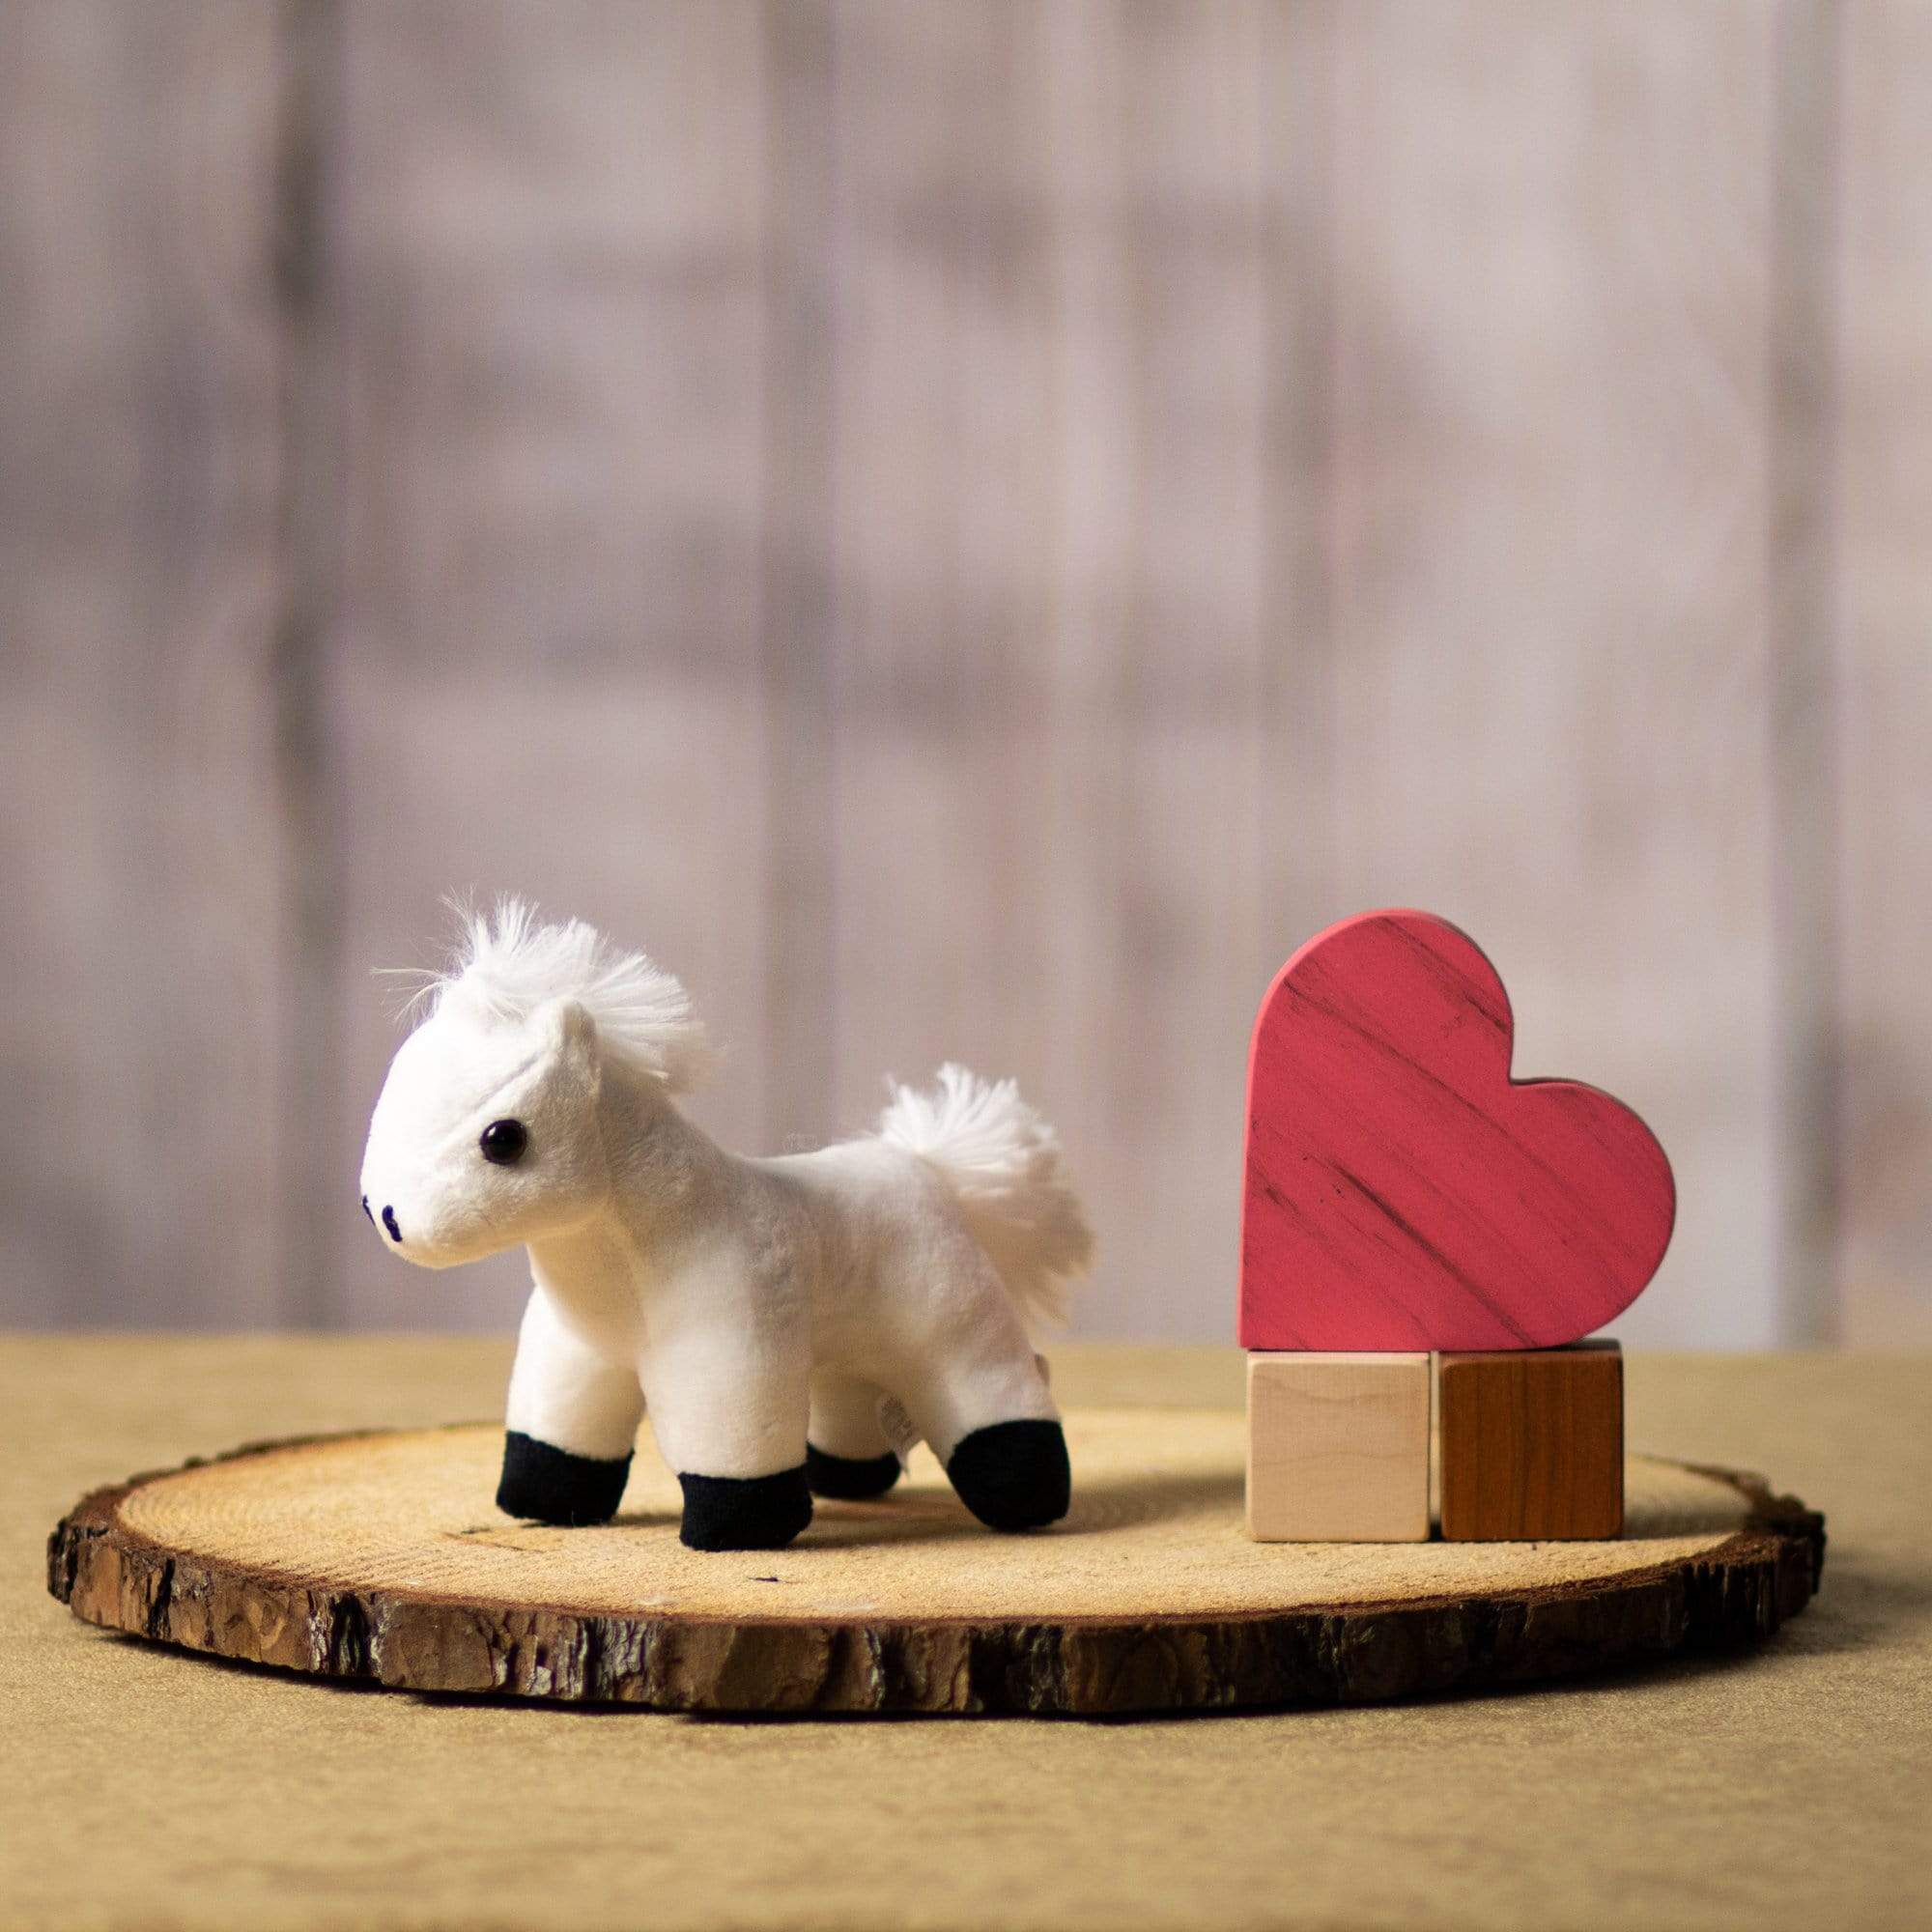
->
[2, 1339, 1926, 1931]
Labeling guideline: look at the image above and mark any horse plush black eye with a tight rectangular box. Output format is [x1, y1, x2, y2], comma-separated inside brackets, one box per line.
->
[480, 1119, 528, 1166]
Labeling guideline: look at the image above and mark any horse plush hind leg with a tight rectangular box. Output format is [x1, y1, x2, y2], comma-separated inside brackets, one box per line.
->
[847, 1065, 1094, 1532]
[498, 1288, 645, 1526]
[806, 1369, 902, 1499]
[883, 1250, 1071, 1532]
[911, 1343, 1069, 1532]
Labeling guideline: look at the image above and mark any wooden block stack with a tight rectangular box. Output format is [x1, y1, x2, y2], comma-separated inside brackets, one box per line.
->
[1238, 911, 1675, 1543]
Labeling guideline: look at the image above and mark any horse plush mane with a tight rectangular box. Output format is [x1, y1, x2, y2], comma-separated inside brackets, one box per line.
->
[404, 898, 714, 1094]
[361, 901, 1094, 1552]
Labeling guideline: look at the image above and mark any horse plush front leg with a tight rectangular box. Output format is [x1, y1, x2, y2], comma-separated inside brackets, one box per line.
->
[641, 1327, 813, 1551]
[497, 1288, 645, 1526]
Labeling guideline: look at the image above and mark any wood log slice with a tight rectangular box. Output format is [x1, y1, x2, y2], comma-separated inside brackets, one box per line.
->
[47, 1408, 1823, 1716]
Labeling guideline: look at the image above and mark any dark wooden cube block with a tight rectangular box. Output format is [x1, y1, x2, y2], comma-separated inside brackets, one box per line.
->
[1437, 1341, 1624, 1540]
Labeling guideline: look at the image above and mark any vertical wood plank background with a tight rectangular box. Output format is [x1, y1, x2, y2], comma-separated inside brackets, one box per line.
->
[3, 0, 1923, 1346]
[1835, 1, 1931, 1347]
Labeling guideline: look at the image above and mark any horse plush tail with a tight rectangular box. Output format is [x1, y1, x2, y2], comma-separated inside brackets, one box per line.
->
[875, 1064, 1095, 1331]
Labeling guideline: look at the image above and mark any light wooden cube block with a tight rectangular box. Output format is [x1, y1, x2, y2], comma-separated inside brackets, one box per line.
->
[1245, 1352, 1431, 1542]
[1437, 1340, 1624, 1541]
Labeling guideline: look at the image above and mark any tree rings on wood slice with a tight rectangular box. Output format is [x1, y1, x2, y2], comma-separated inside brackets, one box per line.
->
[47, 1410, 1823, 1717]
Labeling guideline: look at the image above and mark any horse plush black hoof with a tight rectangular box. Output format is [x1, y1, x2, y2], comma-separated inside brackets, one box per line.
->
[497, 1431, 633, 1526]
[678, 1464, 813, 1550]
[946, 1418, 1070, 1531]
[806, 1443, 903, 1500]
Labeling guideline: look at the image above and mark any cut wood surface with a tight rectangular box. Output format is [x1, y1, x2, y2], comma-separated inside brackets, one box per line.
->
[49, 1406, 1822, 1715]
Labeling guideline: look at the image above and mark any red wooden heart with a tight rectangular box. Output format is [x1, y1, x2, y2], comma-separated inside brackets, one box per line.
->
[1238, 910, 1675, 1351]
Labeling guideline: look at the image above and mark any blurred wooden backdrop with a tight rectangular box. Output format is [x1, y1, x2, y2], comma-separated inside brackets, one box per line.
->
[3, 1, 1925, 1345]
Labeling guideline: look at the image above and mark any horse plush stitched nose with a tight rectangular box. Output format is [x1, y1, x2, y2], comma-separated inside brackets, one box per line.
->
[359, 1194, 403, 1243]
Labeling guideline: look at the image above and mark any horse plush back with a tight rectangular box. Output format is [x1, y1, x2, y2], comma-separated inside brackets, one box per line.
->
[360, 901, 1095, 1551]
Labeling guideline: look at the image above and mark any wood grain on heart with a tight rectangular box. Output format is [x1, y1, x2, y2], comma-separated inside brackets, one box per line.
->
[1239, 910, 1675, 1351]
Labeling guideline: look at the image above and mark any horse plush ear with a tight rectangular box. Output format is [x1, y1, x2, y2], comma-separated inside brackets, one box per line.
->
[536, 997, 601, 1094]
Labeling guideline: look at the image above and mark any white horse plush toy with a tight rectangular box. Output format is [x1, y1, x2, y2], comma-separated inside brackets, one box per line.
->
[359, 902, 1094, 1550]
